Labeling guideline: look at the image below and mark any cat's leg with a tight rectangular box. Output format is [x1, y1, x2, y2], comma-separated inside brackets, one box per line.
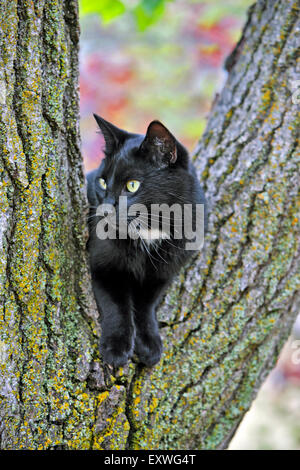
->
[132, 280, 168, 367]
[92, 273, 134, 368]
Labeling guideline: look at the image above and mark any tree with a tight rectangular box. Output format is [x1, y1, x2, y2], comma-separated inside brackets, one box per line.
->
[0, 0, 299, 450]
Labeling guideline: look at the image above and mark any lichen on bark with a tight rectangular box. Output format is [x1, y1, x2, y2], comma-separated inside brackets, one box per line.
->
[0, 0, 299, 450]
[0, 0, 99, 449]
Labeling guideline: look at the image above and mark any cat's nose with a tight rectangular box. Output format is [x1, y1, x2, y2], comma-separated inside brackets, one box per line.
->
[97, 202, 115, 217]
[103, 196, 116, 207]
[97, 196, 116, 216]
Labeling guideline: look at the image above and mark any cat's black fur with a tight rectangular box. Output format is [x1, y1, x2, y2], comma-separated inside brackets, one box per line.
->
[87, 115, 207, 368]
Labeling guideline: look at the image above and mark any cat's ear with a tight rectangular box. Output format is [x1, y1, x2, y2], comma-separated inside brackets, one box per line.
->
[140, 120, 177, 166]
[93, 114, 128, 156]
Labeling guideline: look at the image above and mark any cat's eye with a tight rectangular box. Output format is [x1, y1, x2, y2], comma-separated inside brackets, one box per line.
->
[126, 180, 140, 193]
[99, 178, 107, 190]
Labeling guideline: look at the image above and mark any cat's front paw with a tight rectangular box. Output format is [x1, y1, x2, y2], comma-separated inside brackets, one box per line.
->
[134, 333, 163, 367]
[100, 335, 134, 368]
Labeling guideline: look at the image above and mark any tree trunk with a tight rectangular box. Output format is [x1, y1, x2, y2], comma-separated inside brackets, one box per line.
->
[0, 0, 299, 450]
[0, 0, 97, 449]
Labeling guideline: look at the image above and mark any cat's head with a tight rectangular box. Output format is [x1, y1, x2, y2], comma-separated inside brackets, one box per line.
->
[93, 114, 191, 205]
[94, 114, 189, 166]
[91, 115, 197, 241]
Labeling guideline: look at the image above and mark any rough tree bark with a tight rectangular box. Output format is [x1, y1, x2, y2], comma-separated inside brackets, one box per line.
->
[0, 0, 299, 450]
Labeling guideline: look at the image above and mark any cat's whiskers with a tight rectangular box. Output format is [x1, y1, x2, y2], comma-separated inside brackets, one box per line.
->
[88, 212, 186, 251]
[133, 213, 182, 238]
[163, 238, 186, 251]
[150, 240, 168, 264]
[87, 213, 101, 221]
[139, 236, 159, 270]
[134, 220, 171, 264]
[129, 219, 160, 269]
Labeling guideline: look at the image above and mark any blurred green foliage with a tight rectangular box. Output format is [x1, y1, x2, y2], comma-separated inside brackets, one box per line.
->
[79, 0, 174, 30]
[79, 0, 253, 30]
[133, 0, 171, 31]
[80, 0, 126, 23]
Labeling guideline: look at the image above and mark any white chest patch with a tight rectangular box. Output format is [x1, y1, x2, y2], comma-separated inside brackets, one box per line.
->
[138, 228, 169, 245]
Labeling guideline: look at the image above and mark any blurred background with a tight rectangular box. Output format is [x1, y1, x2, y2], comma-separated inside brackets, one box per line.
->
[80, 0, 252, 171]
[79, 0, 300, 449]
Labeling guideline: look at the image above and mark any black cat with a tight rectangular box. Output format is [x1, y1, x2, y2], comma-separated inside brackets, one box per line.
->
[87, 115, 207, 368]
